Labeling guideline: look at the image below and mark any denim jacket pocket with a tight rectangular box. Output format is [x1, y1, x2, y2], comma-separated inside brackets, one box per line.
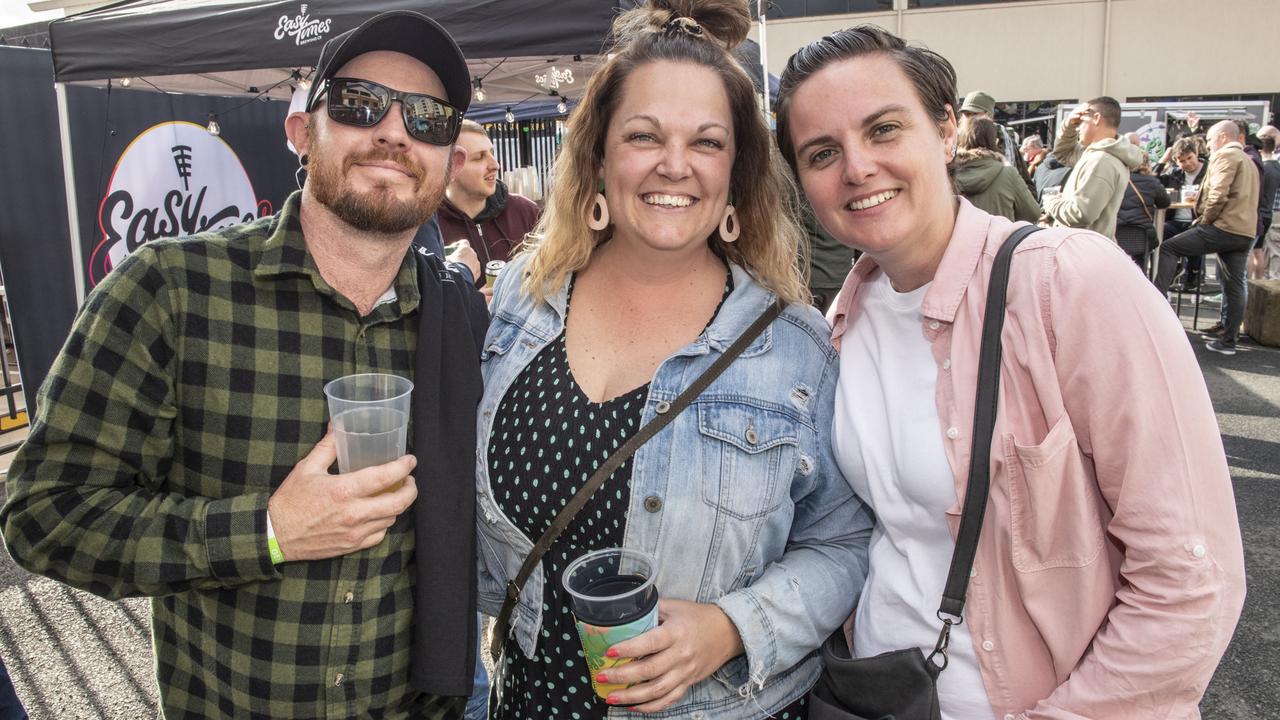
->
[698, 401, 800, 520]
[480, 319, 522, 362]
[1004, 412, 1106, 572]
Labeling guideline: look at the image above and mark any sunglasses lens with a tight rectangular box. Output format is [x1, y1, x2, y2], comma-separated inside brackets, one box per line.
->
[328, 80, 389, 127]
[402, 95, 460, 145]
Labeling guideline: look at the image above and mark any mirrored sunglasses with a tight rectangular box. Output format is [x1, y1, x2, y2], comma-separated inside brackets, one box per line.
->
[315, 77, 461, 146]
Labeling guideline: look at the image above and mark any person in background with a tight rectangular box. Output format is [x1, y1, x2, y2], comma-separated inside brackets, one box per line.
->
[1258, 125, 1280, 278]
[953, 115, 1040, 223]
[476, 1, 873, 718]
[0, 12, 489, 718]
[776, 23, 1245, 719]
[1159, 136, 1209, 288]
[1020, 134, 1048, 176]
[1156, 120, 1260, 355]
[1042, 96, 1145, 240]
[1116, 154, 1172, 268]
[437, 119, 541, 288]
[805, 198, 859, 313]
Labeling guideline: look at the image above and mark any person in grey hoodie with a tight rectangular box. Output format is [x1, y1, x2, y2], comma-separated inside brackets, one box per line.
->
[1042, 96, 1145, 239]
[953, 116, 1041, 223]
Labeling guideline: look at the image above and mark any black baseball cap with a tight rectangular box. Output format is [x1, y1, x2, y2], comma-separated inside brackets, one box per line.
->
[306, 11, 471, 114]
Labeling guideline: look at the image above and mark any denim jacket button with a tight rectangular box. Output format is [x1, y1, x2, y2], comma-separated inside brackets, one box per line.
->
[643, 495, 663, 513]
[745, 428, 759, 444]
[654, 400, 671, 414]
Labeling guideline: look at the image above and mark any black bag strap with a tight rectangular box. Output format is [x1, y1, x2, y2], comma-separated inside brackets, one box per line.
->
[928, 224, 1040, 666]
[489, 298, 785, 661]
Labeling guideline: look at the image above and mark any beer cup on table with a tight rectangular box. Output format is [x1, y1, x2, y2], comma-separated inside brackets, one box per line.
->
[563, 547, 659, 700]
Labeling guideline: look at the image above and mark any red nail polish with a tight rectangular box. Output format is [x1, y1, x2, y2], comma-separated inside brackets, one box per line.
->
[605, 695, 618, 705]
[596, 672, 608, 683]
[605, 648, 619, 658]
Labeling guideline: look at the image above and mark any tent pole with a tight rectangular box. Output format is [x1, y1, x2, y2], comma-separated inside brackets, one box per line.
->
[758, 0, 770, 113]
[54, 82, 86, 307]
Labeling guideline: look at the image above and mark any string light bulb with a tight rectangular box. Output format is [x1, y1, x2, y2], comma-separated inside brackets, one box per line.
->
[557, 96, 568, 114]
[505, 108, 515, 124]
[474, 79, 486, 103]
[206, 115, 221, 137]
[120, 77, 132, 88]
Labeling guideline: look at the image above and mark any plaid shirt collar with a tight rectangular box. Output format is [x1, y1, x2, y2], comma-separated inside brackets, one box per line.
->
[253, 190, 423, 318]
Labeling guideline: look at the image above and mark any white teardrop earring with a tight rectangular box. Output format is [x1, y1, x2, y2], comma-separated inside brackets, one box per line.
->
[587, 180, 610, 231]
[719, 203, 739, 243]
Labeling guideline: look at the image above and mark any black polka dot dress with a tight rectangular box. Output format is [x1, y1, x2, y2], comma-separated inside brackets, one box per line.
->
[487, 276, 806, 720]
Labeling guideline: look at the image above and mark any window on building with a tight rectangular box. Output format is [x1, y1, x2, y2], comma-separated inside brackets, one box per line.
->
[908, 0, 1021, 7]
[765, 0, 892, 20]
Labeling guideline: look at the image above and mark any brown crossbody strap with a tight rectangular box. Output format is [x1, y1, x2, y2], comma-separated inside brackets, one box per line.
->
[1128, 178, 1153, 222]
[488, 298, 785, 661]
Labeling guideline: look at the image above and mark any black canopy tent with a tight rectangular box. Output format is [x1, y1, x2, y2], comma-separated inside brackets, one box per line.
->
[45, 0, 633, 304]
[46, 0, 776, 303]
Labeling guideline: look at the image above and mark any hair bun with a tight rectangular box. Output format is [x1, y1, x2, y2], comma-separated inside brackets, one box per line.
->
[611, 0, 751, 51]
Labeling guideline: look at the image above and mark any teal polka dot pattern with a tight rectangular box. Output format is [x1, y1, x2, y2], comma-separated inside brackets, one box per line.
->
[485, 272, 814, 718]
[488, 309, 648, 719]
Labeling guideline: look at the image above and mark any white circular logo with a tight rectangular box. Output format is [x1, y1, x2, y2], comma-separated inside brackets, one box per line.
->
[92, 121, 268, 286]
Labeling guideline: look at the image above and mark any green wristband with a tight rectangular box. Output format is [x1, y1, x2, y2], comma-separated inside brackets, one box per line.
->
[267, 536, 285, 565]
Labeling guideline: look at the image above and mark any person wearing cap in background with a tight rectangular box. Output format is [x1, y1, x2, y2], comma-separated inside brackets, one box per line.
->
[959, 90, 1021, 167]
[0, 11, 487, 719]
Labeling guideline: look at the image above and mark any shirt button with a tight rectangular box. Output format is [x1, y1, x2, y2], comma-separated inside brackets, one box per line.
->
[343, 591, 354, 604]
[942, 359, 951, 370]
[946, 427, 960, 440]
[643, 495, 663, 513]
[969, 567, 977, 578]
[982, 640, 995, 652]
[928, 320, 940, 330]
[1192, 544, 1207, 558]
[654, 400, 671, 414]
[333, 673, 344, 686]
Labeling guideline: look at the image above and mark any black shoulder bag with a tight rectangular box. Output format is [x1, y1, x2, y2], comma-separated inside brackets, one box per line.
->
[808, 225, 1040, 720]
[489, 299, 784, 662]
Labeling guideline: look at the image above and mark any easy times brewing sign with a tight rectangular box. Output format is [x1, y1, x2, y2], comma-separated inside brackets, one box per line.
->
[91, 121, 270, 287]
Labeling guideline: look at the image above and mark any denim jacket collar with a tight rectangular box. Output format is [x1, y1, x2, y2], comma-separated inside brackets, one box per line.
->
[507, 260, 776, 358]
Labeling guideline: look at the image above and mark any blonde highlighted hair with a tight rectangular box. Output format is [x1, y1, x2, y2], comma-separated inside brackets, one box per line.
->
[520, 0, 809, 305]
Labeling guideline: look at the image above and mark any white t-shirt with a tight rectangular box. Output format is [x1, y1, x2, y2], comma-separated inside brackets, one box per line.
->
[832, 270, 994, 720]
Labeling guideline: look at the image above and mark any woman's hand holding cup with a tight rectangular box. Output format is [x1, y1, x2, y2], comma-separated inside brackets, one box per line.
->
[597, 598, 745, 713]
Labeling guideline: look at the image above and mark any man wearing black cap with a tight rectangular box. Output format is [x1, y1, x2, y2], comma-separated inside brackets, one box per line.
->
[1, 11, 485, 719]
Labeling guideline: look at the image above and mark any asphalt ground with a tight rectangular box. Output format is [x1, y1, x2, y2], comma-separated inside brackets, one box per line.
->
[0, 302, 1277, 719]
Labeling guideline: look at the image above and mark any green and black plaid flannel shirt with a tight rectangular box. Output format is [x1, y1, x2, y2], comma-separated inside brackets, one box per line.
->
[1, 192, 462, 719]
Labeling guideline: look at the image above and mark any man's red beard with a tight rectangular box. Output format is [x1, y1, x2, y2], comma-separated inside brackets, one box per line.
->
[308, 144, 448, 234]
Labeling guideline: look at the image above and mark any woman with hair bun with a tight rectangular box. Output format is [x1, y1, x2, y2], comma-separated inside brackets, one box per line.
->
[474, 1, 872, 718]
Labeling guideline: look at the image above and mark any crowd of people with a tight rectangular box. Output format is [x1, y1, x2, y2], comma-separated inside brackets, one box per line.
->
[0, 1, 1256, 719]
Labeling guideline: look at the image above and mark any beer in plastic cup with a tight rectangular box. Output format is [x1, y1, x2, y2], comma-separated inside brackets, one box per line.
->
[563, 547, 659, 700]
[323, 373, 413, 479]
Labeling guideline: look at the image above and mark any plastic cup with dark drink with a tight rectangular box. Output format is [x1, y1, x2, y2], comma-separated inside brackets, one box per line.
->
[323, 373, 413, 480]
[563, 547, 659, 700]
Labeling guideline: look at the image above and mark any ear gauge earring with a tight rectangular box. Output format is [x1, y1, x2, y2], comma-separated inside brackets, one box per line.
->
[587, 179, 610, 231]
[295, 154, 309, 190]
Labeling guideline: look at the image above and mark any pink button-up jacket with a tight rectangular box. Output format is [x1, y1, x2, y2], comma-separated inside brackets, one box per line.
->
[829, 199, 1246, 719]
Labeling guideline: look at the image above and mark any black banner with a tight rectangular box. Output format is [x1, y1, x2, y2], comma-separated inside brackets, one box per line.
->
[67, 83, 298, 293]
[0, 47, 78, 408]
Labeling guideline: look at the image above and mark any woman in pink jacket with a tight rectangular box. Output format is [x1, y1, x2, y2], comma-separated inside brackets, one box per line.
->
[774, 25, 1246, 720]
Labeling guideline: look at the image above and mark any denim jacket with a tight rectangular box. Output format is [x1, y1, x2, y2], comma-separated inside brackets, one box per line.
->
[475, 253, 874, 719]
